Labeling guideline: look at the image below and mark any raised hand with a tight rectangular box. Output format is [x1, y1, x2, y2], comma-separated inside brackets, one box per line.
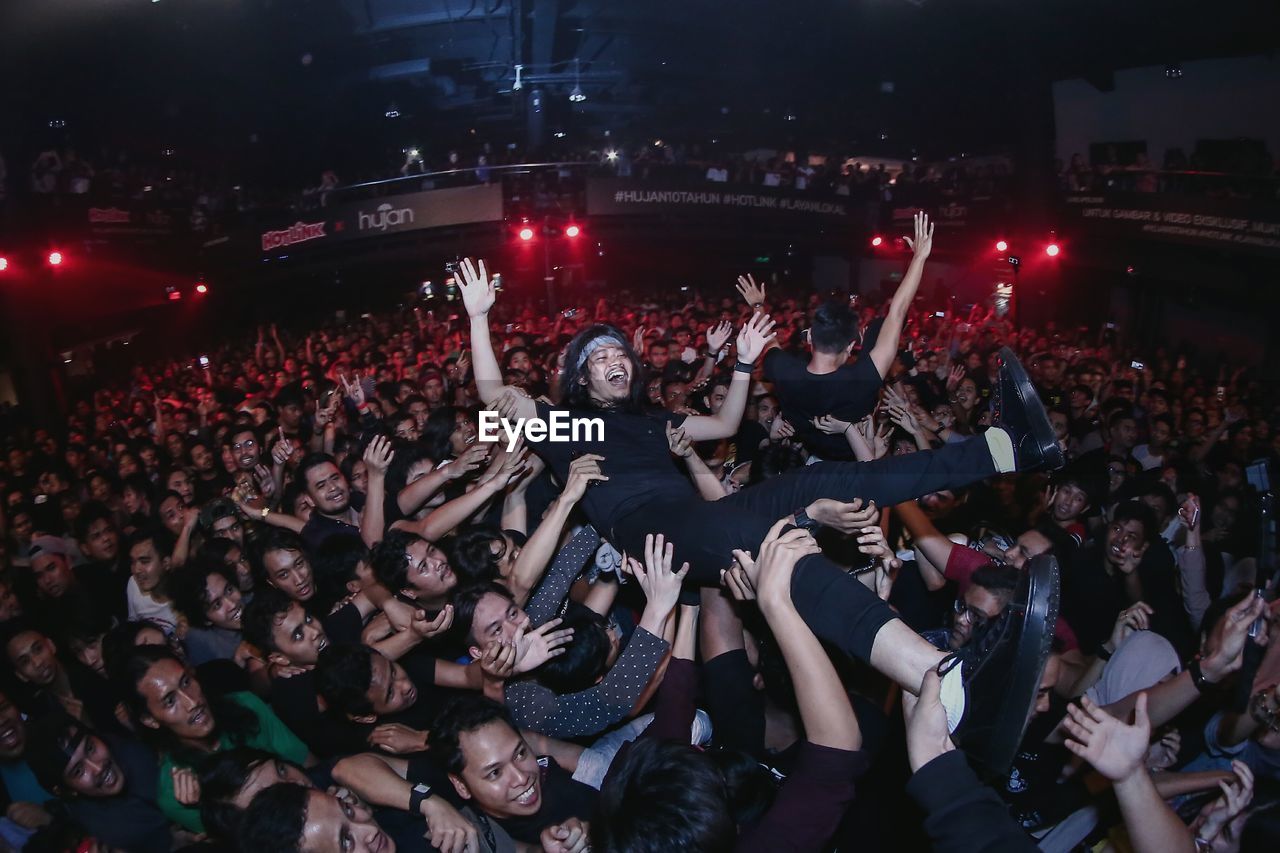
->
[562, 453, 608, 502]
[632, 325, 647, 353]
[735, 311, 777, 365]
[1178, 492, 1201, 531]
[441, 444, 489, 481]
[945, 365, 965, 392]
[902, 670, 955, 773]
[902, 211, 935, 261]
[1105, 602, 1153, 654]
[411, 604, 454, 639]
[456, 257, 498, 318]
[253, 464, 277, 500]
[665, 423, 694, 458]
[1062, 693, 1151, 783]
[479, 639, 518, 681]
[812, 414, 853, 436]
[806, 497, 878, 534]
[341, 372, 367, 408]
[363, 435, 395, 478]
[633, 533, 691, 620]
[706, 320, 733, 354]
[754, 518, 822, 607]
[735, 274, 767, 307]
[722, 550, 757, 601]
[1193, 759, 1254, 845]
[512, 619, 575, 674]
[1202, 592, 1268, 681]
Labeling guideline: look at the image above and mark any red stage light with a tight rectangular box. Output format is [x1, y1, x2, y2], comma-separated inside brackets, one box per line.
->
[168, 291, 181, 301]
[564, 224, 581, 238]
[870, 235, 883, 247]
[518, 227, 535, 241]
[1045, 243, 1061, 257]
[0, 257, 8, 272]
[195, 283, 208, 294]
[995, 240, 1008, 252]
[48, 251, 63, 266]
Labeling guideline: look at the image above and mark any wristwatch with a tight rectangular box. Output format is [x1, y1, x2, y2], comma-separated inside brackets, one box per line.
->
[409, 782, 434, 814]
[791, 507, 820, 532]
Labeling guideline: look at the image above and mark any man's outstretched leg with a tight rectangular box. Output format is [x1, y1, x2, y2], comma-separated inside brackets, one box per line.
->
[789, 545, 1060, 778]
[726, 346, 1065, 519]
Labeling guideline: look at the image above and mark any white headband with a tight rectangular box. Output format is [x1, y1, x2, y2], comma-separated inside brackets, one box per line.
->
[576, 334, 627, 369]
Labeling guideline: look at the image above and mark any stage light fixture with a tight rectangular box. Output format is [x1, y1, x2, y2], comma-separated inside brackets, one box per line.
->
[870, 236, 884, 247]
[995, 240, 1008, 252]
[565, 224, 581, 238]
[195, 282, 208, 294]
[0, 257, 7, 272]
[166, 286, 181, 301]
[605, 150, 618, 162]
[48, 251, 63, 266]
[518, 227, 535, 241]
[1045, 243, 1061, 257]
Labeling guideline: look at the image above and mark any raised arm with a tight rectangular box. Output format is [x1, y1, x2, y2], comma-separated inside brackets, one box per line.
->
[1064, 694, 1195, 853]
[505, 455, 603, 607]
[681, 312, 776, 442]
[754, 521, 861, 751]
[360, 436, 393, 548]
[869, 212, 933, 378]
[457, 258, 537, 421]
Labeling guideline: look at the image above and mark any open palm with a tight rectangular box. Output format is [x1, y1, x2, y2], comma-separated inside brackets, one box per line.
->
[456, 257, 497, 317]
[1063, 694, 1151, 782]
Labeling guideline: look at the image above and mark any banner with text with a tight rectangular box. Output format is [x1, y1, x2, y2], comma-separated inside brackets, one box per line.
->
[258, 183, 504, 254]
[587, 179, 852, 221]
[1061, 193, 1280, 257]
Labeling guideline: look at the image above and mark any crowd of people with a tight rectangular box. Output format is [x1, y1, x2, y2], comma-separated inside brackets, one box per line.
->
[0, 210, 1277, 853]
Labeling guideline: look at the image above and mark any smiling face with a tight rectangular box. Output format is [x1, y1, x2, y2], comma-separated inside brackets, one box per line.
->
[61, 732, 126, 798]
[451, 720, 542, 819]
[263, 547, 315, 602]
[137, 658, 215, 741]
[230, 430, 260, 471]
[582, 342, 633, 405]
[204, 572, 244, 629]
[0, 693, 26, 759]
[1105, 518, 1147, 568]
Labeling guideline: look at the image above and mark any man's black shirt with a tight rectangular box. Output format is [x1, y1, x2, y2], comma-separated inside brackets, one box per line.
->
[763, 349, 883, 460]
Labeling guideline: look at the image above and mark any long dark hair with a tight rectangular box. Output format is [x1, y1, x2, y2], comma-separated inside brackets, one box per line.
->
[114, 646, 259, 762]
[561, 324, 647, 412]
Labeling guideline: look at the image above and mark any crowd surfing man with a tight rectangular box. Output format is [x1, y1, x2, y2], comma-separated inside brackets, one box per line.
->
[454, 215, 1066, 778]
[0, 210, 1276, 853]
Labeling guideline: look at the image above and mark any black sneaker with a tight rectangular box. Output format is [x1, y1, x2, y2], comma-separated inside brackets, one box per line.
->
[942, 553, 1060, 777]
[990, 346, 1066, 471]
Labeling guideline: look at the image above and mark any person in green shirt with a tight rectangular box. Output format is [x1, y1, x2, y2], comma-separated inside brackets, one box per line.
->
[115, 645, 314, 832]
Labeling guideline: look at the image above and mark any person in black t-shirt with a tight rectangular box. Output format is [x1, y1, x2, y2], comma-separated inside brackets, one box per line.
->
[754, 213, 935, 460]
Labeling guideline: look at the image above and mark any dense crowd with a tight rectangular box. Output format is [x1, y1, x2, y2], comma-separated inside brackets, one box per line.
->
[0, 213, 1278, 853]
